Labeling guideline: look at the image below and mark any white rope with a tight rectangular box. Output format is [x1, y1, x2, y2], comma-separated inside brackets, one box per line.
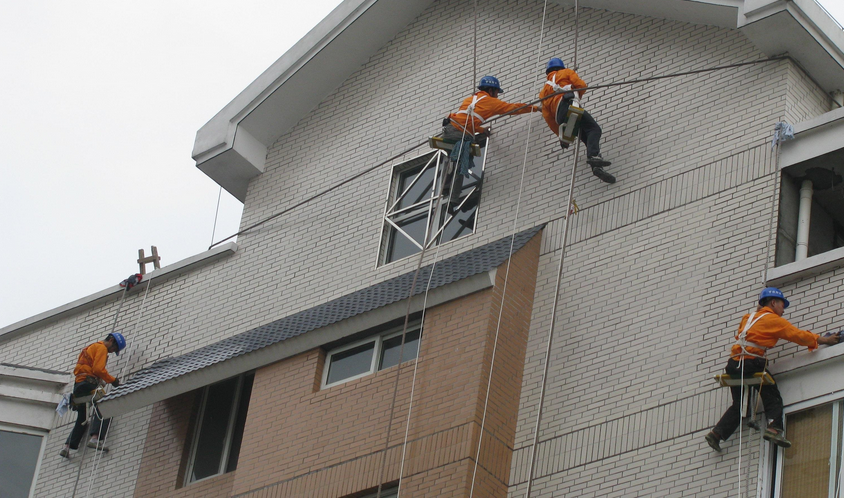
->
[377, 150, 461, 498]
[396, 152, 468, 496]
[79, 276, 157, 498]
[211, 186, 223, 246]
[467, 0, 549, 494]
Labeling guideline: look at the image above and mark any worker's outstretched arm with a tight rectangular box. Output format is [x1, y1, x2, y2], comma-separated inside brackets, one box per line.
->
[769, 315, 820, 350]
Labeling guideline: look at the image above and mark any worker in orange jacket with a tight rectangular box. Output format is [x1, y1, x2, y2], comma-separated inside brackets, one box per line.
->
[442, 76, 538, 197]
[540, 58, 615, 184]
[704, 288, 839, 452]
[60, 332, 126, 458]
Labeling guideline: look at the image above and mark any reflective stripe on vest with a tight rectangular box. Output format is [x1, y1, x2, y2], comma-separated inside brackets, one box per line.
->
[455, 95, 487, 126]
[735, 312, 770, 358]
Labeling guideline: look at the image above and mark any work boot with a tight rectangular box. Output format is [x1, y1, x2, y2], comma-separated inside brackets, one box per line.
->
[59, 446, 70, 458]
[591, 166, 616, 184]
[87, 439, 108, 452]
[587, 154, 611, 168]
[704, 432, 722, 453]
[763, 428, 792, 448]
[559, 141, 570, 151]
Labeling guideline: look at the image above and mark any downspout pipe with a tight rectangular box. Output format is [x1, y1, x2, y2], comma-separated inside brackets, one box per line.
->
[795, 179, 813, 261]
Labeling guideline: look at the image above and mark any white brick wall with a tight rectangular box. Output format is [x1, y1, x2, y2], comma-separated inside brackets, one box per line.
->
[0, 0, 836, 496]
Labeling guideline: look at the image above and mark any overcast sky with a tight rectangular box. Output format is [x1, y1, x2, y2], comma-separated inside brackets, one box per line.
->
[1, 1, 843, 328]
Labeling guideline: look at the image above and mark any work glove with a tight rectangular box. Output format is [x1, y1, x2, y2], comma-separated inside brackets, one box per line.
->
[111, 378, 120, 388]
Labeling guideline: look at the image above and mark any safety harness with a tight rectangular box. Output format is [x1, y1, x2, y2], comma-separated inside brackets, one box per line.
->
[735, 312, 770, 359]
[544, 74, 574, 101]
[454, 94, 487, 133]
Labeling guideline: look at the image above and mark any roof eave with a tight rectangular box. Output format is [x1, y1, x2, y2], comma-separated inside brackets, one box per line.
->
[98, 268, 497, 418]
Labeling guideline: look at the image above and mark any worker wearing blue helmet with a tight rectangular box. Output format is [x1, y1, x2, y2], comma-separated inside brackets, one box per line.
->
[60, 332, 126, 458]
[539, 58, 615, 184]
[441, 76, 538, 198]
[704, 288, 839, 452]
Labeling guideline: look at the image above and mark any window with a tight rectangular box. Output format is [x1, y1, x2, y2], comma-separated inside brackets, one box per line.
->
[322, 324, 421, 388]
[356, 485, 398, 498]
[775, 155, 844, 267]
[185, 373, 254, 484]
[770, 398, 843, 497]
[380, 149, 484, 265]
[0, 426, 45, 498]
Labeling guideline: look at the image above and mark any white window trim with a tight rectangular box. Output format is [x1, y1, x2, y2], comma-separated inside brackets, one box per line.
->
[764, 393, 844, 498]
[376, 145, 487, 268]
[184, 375, 246, 486]
[0, 423, 47, 498]
[321, 323, 421, 390]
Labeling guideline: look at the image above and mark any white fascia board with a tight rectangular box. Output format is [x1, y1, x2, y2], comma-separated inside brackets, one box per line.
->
[779, 107, 844, 168]
[739, 0, 844, 92]
[553, 0, 740, 28]
[0, 364, 68, 386]
[0, 243, 238, 342]
[769, 344, 844, 407]
[98, 268, 496, 418]
[192, 0, 435, 200]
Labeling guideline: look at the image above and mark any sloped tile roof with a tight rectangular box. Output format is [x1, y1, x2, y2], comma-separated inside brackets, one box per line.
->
[104, 226, 542, 401]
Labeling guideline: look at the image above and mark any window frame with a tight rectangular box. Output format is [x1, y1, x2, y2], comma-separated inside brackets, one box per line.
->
[184, 373, 252, 486]
[767, 393, 844, 498]
[378, 146, 487, 267]
[321, 323, 422, 389]
[0, 423, 46, 498]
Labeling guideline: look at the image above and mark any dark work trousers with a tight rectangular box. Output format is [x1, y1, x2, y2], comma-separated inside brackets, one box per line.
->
[66, 381, 111, 449]
[555, 98, 602, 158]
[713, 358, 783, 440]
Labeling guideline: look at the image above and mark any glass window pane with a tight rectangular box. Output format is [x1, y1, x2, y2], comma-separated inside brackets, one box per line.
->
[440, 194, 478, 243]
[0, 430, 42, 498]
[379, 329, 420, 370]
[226, 373, 254, 473]
[388, 215, 427, 263]
[397, 165, 434, 210]
[327, 342, 375, 385]
[190, 377, 238, 482]
[781, 403, 834, 498]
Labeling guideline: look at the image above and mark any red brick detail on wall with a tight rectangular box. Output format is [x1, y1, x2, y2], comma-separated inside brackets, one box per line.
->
[136, 232, 541, 498]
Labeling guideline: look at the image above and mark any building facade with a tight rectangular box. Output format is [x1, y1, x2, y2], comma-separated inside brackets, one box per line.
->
[1, 0, 843, 496]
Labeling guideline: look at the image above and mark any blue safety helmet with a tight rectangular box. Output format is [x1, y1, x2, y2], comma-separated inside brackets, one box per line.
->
[107, 332, 127, 355]
[759, 287, 789, 309]
[477, 75, 504, 93]
[546, 57, 566, 73]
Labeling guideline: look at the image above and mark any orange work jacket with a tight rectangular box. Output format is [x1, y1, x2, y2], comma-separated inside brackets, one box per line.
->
[539, 69, 588, 137]
[731, 306, 819, 360]
[74, 341, 116, 384]
[447, 91, 536, 134]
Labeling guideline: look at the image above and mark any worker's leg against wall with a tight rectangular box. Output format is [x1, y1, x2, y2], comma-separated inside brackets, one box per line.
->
[759, 380, 784, 430]
[579, 111, 602, 158]
[713, 384, 743, 440]
[67, 405, 88, 450]
[554, 99, 571, 127]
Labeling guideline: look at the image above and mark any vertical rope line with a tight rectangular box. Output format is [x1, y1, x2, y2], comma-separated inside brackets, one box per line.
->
[108, 286, 129, 337]
[70, 407, 97, 497]
[211, 186, 223, 246]
[376, 152, 457, 498]
[473, 0, 478, 89]
[84, 409, 108, 498]
[525, 143, 581, 498]
[573, 0, 579, 70]
[396, 153, 467, 496]
[738, 358, 746, 498]
[524, 2, 581, 496]
[467, 0, 549, 495]
[762, 142, 782, 288]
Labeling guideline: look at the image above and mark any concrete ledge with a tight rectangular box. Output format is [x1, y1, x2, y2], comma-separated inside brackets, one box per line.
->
[769, 344, 844, 407]
[0, 243, 238, 343]
[767, 246, 844, 286]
